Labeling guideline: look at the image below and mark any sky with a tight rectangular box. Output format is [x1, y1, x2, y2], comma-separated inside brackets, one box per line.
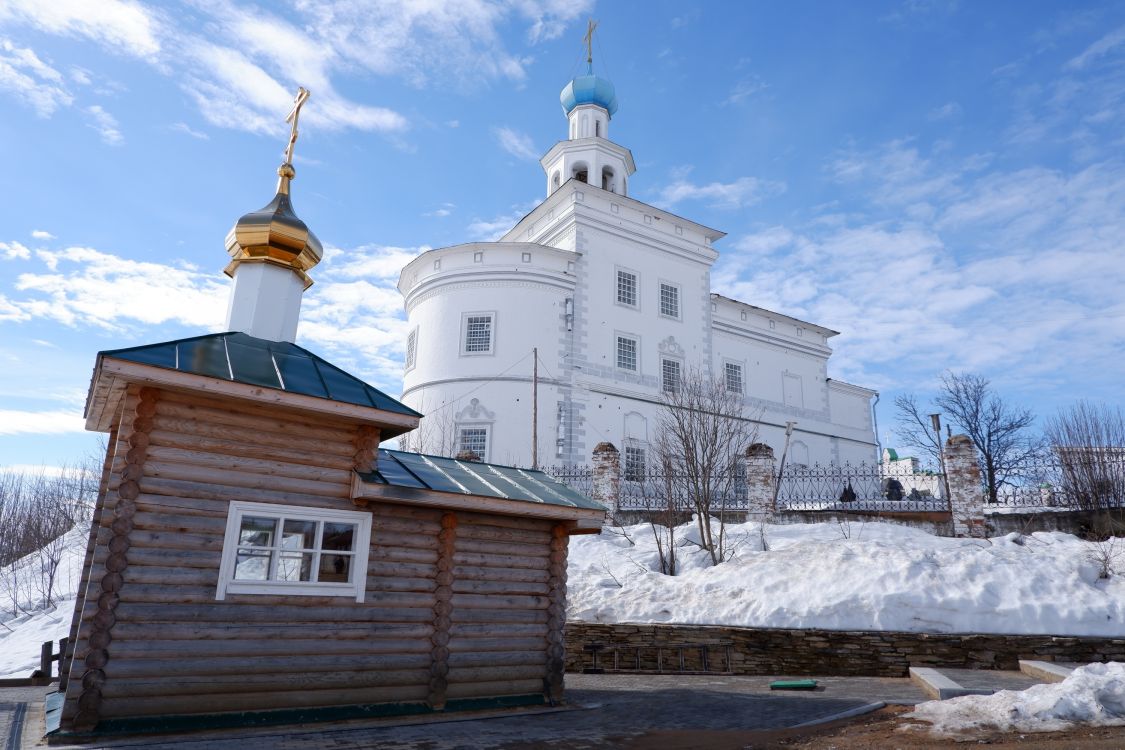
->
[1, 0, 1124, 470]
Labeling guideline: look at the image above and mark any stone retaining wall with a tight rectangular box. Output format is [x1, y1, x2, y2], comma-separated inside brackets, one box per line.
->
[565, 622, 1125, 677]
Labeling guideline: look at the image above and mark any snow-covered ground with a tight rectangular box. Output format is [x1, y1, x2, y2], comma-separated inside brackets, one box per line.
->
[909, 662, 1125, 734]
[0, 528, 85, 679]
[568, 520, 1125, 635]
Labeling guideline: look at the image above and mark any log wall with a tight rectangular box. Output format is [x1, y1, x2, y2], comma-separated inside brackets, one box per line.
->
[61, 386, 561, 731]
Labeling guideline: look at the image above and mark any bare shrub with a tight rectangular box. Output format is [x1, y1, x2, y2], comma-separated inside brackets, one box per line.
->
[1045, 401, 1125, 510]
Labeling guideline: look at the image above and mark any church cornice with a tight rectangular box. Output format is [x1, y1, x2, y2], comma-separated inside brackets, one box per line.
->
[404, 273, 576, 312]
[711, 318, 832, 358]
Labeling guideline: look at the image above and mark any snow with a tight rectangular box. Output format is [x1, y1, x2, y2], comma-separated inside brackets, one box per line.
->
[908, 662, 1125, 735]
[567, 520, 1125, 636]
[0, 528, 86, 679]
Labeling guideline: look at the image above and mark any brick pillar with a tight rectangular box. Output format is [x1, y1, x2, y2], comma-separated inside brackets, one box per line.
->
[944, 434, 986, 538]
[745, 443, 776, 516]
[592, 442, 621, 513]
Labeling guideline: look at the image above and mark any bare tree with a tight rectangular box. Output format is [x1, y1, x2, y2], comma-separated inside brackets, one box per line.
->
[654, 366, 759, 566]
[1045, 401, 1125, 511]
[896, 372, 1042, 503]
[398, 394, 458, 457]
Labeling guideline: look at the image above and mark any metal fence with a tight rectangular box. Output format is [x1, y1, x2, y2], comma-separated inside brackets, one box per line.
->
[776, 462, 948, 513]
[616, 470, 748, 512]
[984, 458, 1125, 511]
[543, 464, 593, 497]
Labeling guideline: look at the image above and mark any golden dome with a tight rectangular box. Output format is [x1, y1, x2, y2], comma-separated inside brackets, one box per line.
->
[224, 87, 321, 289]
[224, 164, 322, 289]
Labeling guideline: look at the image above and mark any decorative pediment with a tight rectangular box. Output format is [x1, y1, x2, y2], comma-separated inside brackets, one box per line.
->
[658, 335, 684, 358]
[456, 397, 495, 421]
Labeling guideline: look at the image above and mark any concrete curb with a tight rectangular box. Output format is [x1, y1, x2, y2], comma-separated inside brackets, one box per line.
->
[1019, 660, 1073, 684]
[909, 667, 994, 700]
[790, 701, 886, 728]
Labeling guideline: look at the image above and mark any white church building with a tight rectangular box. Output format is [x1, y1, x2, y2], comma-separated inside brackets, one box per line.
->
[397, 55, 878, 471]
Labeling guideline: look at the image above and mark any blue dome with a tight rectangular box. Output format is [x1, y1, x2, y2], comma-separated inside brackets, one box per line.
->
[560, 74, 618, 117]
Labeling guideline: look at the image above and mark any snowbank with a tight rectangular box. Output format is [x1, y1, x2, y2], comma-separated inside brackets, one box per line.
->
[908, 662, 1125, 735]
[0, 528, 86, 679]
[567, 520, 1125, 635]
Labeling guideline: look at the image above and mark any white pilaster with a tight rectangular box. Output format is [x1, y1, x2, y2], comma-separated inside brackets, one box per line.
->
[225, 262, 305, 343]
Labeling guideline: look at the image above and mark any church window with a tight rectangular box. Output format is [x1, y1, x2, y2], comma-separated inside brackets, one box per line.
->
[462, 313, 495, 355]
[522, 252, 532, 263]
[457, 427, 489, 460]
[661, 358, 681, 394]
[616, 335, 638, 371]
[552, 171, 561, 190]
[216, 501, 371, 603]
[725, 362, 743, 394]
[473, 251, 483, 263]
[624, 445, 646, 481]
[405, 328, 418, 371]
[659, 283, 680, 319]
[616, 269, 638, 307]
[595, 120, 601, 137]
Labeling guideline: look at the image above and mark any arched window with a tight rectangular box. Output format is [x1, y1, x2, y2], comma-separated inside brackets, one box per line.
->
[572, 162, 589, 184]
[581, 115, 589, 137]
[602, 167, 614, 192]
[595, 120, 601, 137]
[622, 177, 627, 196]
[570, 120, 576, 139]
[552, 171, 561, 190]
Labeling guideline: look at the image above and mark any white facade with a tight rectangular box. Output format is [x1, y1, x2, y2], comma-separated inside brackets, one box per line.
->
[396, 72, 877, 469]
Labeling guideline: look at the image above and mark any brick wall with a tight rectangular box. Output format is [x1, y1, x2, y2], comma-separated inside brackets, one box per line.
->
[565, 622, 1125, 677]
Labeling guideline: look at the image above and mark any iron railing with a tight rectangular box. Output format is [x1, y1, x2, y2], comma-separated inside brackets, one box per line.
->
[984, 458, 1125, 511]
[777, 462, 947, 512]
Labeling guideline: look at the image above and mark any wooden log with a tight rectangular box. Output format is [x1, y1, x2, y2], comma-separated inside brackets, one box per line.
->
[451, 593, 548, 610]
[100, 669, 432, 699]
[144, 445, 353, 485]
[109, 622, 432, 641]
[451, 565, 550, 584]
[368, 561, 437, 580]
[153, 397, 352, 443]
[135, 494, 231, 518]
[98, 684, 430, 719]
[445, 664, 546, 683]
[142, 461, 347, 499]
[370, 545, 438, 565]
[445, 679, 543, 700]
[96, 637, 432, 659]
[372, 530, 443, 551]
[126, 530, 223, 554]
[371, 516, 444, 536]
[366, 502, 446, 523]
[452, 537, 550, 558]
[139, 476, 351, 509]
[448, 641, 548, 657]
[367, 576, 437, 594]
[147, 429, 355, 470]
[448, 608, 548, 625]
[103, 652, 432, 679]
[452, 551, 550, 571]
[451, 578, 549, 596]
[114, 602, 436, 624]
[109, 583, 436, 609]
[449, 622, 546, 637]
[121, 565, 218, 587]
[124, 547, 220, 570]
[455, 513, 554, 533]
[456, 524, 552, 545]
[130, 510, 226, 536]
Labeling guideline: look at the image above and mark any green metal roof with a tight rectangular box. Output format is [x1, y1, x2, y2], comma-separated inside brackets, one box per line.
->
[101, 332, 421, 418]
[359, 449, 605, 511]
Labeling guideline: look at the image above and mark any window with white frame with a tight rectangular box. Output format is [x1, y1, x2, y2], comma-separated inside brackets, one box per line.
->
[724, 362, 743, 394]
[405, 328, 418, 371]
[616, 335, 638, 371]
[661, 358, 681, 393]
[624, 445, 646, 481]
[216, 502, 371, 602]
[616, 269, 638, 307]
[659, 282, 680, 319]
[458, 426, 489, 459]
[462, 313, 494, 354]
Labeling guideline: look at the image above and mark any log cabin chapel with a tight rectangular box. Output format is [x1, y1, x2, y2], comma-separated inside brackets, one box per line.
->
[46, 88, 605, 739]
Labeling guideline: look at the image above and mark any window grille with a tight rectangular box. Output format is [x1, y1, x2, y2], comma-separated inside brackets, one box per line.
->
[662, 358, 681, 393]
[660, 283, 679, 318]
[616, 335, 638, 371]
[624, 446, 646, 481]
[725, 362, 743, 394]
[464, 315, 493, 353]
[405, 329, 417, 370]
[459, 427, 488, 458]
[617, 269, 637, 307]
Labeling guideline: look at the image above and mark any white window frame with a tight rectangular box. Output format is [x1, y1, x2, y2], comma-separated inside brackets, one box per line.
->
[724, 360, 743, 395]
[661, 357, 681, 394]
[658, 281, 681, 320]
[616, 333, 639, 372]
[405, 327, 418, 372]
[615, 267, 639, 310]
[216, 501, 371, 603]
[461, 311, 496, 356]
[623, 444, 646, 482]
[457, 424, 490, 461]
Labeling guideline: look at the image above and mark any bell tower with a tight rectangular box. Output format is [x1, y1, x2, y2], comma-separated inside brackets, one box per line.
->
[541, 21, 635, 197]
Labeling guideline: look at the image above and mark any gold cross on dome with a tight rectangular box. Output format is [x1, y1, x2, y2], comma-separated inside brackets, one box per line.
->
[283, 86, 310, 165]
[584, 19, 598, 66]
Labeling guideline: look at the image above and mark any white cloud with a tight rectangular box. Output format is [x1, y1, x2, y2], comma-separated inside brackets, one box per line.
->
[0, 408, 85, 435]
[928, 101, 962, 120]
[1, 241, 31, 260]
[424, 203, 456, 218]
[30, 230, 54, 240]
[657, 170, 785, 210]
[7, 246, 227, 330]
[170, 122, 208, 140]
[84, 104, 123, 145]
[1065, 25, 1125, 70]
[493, 126, 539, 161]
[465, 202, 536, 241]
[725, 75, 767, 105]
[0, 38, 72, 116]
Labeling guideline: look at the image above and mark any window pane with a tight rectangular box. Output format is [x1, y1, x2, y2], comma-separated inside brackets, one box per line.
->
[662, 359, 680, 393]
[234, 549, 272, 580]
[405, 329, 417, 369]
[616, 336, 637, 371]
[282, 519, 317, 551]
[624, 446, 646, 481]
[660, 283, 679, 318]
[459, 428, 488, 457]
[319, 553, 352, 583]
[276, 553, 313, 582]
[239, 516, 277, 547]
[725, 362, 743, 393]
[617, 270, 637, 306]
[321, 522, 356, 552]
[465, 315, 492, 353]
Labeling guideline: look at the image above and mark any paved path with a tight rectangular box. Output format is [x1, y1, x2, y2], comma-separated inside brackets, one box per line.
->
[0, 686, 48, 750]
[40, 674, 929, 750]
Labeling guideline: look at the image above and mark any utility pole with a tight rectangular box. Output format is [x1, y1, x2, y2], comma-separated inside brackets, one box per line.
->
[532, 347, 539, 470]
[930, 413, 951, 505]
[772, 421, 797, 509]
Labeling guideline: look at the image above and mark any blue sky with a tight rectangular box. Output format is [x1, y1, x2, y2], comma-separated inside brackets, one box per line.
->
[1, 0, 1124, 470]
